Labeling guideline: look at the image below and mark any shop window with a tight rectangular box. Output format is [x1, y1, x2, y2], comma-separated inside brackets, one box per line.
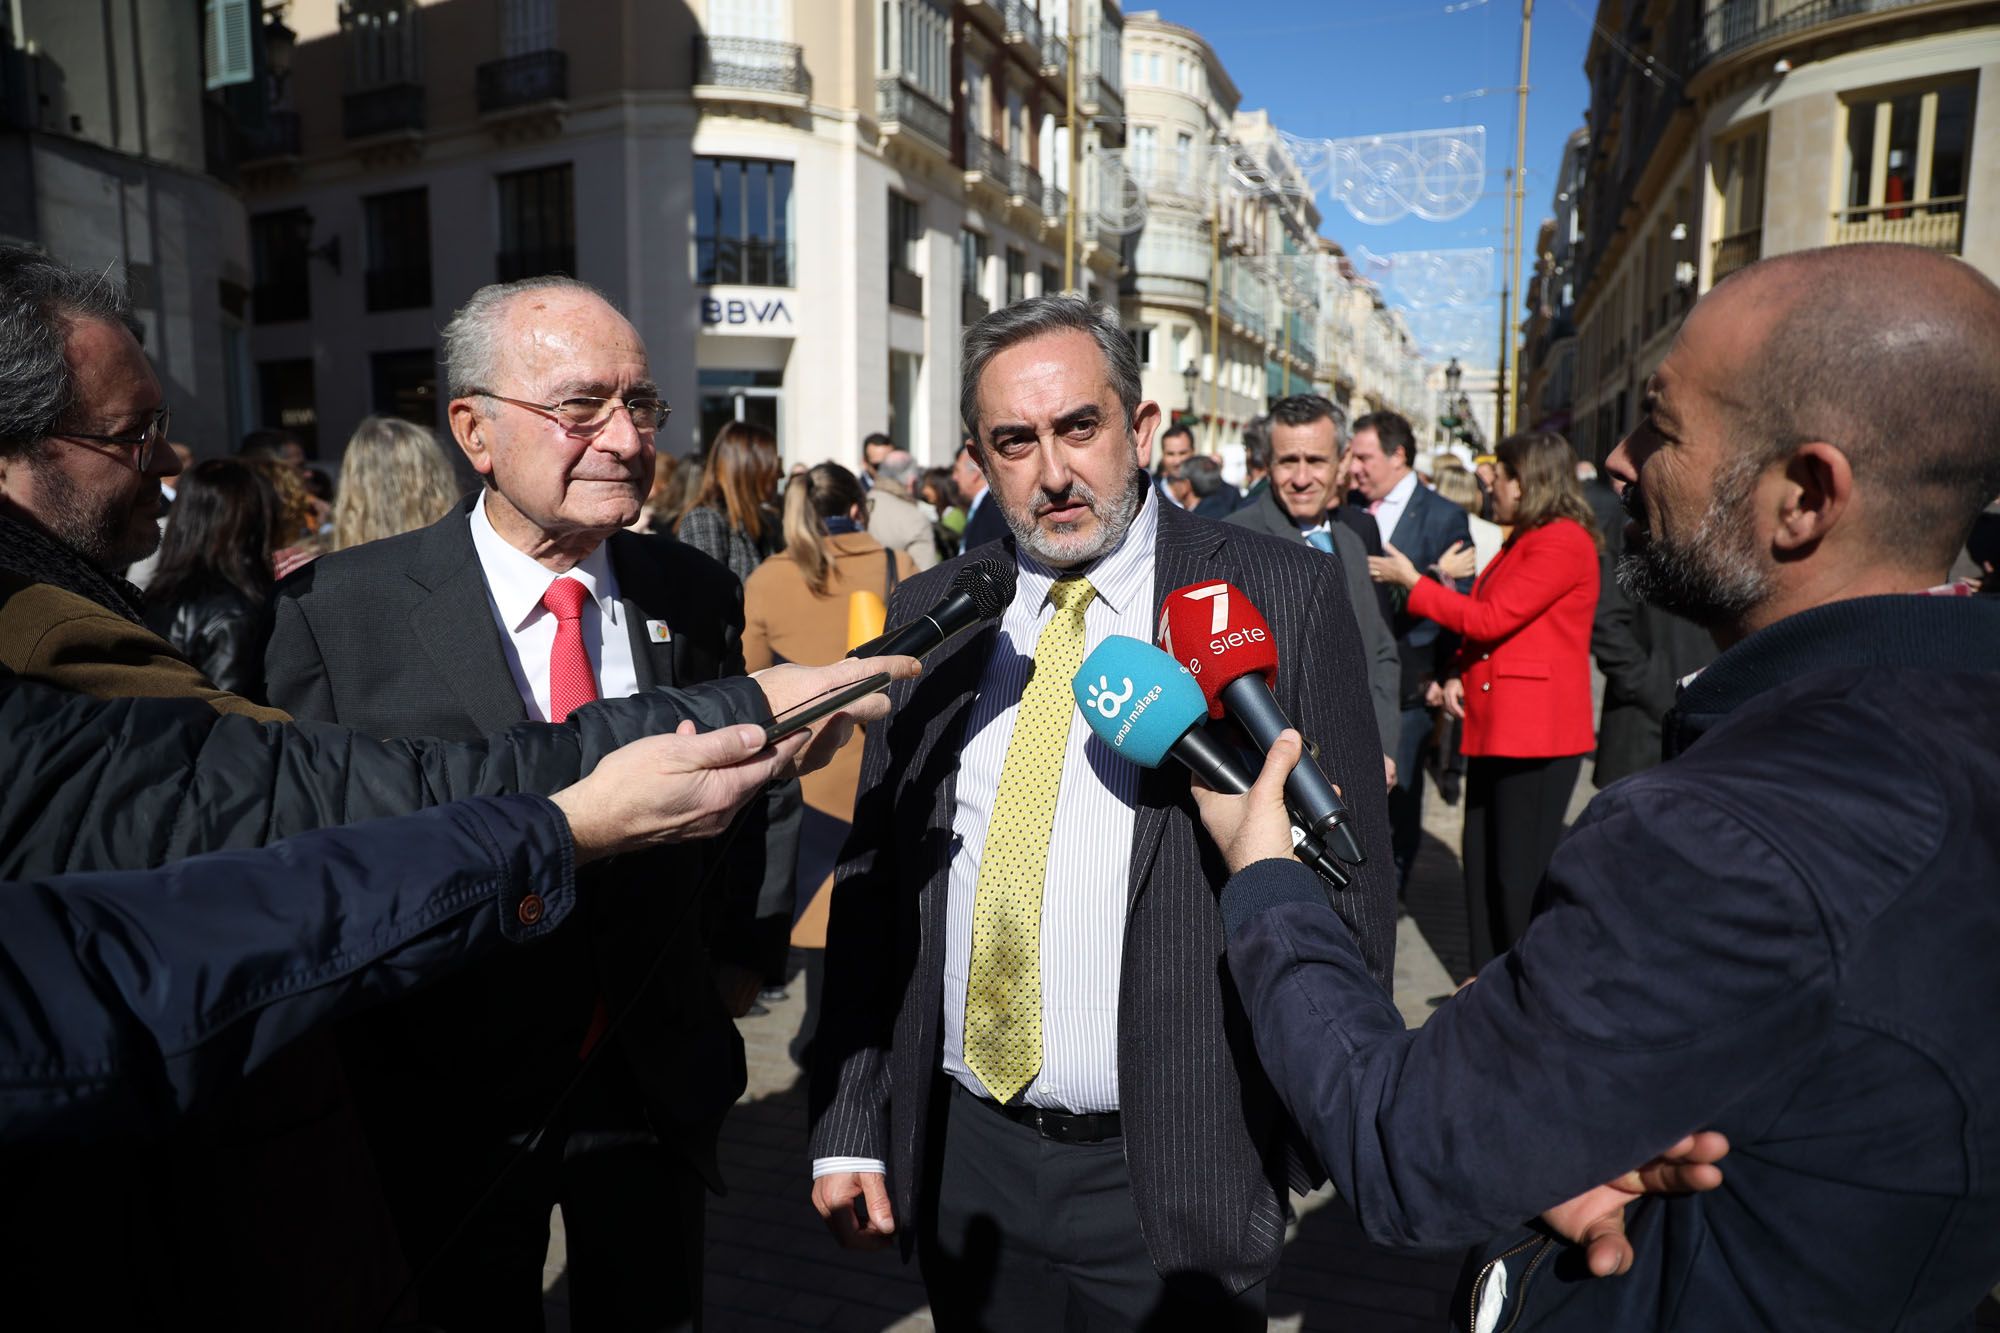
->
[696, 156, 795, 286]
[257, 357, 318, 453]
[371, 348, 437, 427]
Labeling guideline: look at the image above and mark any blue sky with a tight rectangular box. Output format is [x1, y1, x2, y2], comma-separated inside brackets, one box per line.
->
[1146, 0, 1596, 368]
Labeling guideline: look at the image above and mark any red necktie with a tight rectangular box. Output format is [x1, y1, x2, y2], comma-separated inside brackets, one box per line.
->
[540, 577, 599, 724]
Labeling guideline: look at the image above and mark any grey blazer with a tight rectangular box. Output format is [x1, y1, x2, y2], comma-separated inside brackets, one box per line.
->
[808, 499, 1398, 1293]
[1228, 488, 1403, 753]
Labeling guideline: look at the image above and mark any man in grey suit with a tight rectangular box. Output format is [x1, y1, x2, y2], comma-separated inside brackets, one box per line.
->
[1228, 393, 1403, 785]
[265, 276, 765, 1332]
[808, 296, 1396, 1328]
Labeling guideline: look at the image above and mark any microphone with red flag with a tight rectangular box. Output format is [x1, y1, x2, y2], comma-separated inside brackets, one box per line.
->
[1157, 580, 1366, 867]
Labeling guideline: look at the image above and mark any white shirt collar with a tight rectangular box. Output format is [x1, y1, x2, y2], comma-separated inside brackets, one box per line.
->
[1384, 470, 1420, 509]
[1012, 480, 1159, 619]
[468, 492, 622, 632]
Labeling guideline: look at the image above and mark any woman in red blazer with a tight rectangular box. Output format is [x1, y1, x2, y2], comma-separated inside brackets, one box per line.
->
[1371, 430, 1602, 969]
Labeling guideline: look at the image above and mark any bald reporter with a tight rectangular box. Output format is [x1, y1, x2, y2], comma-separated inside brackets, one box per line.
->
[0, 720, 813, 1143]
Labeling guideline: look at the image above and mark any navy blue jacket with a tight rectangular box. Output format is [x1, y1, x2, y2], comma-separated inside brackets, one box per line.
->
[1220, 594, 2000, 1331]
[0, 794, 572, 1143]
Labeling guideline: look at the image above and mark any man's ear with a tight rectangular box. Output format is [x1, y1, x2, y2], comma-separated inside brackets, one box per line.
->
[448, 399, 495, 479]
[1771, 441, 1855, 557]
[1131, 400, 1163, 472]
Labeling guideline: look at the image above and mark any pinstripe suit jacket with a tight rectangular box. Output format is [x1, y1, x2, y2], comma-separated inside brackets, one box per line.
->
[808, 498, 1398, 1292]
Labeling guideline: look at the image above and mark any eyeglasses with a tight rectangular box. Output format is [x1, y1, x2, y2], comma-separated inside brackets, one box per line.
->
[54, 406, 172, 471]
[467, 390, 670, 437]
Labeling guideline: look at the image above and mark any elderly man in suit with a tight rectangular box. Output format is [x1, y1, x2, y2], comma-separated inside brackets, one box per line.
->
[866, 449, 942, 571]
[808, 296, 1396, 1328]
[265, 276, 756, 1332]
[1347, 410, 1472, 886]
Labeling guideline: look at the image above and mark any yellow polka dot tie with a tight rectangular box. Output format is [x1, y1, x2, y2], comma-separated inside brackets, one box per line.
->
[964, 575, 1097, 1105]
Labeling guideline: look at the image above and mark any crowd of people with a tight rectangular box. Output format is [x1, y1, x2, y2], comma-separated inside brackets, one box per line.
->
[0, 236, 1995, 1333]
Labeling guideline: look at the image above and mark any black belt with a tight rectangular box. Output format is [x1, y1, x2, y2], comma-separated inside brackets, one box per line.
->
[962, 1083, 1122, 1145]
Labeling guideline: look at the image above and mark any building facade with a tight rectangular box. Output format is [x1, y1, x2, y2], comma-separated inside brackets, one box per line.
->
[1568, 0, 2000, 462]
[0, 1, 252, 454]
[237, 0, 1123, 467]
[1520, 127, 1589, 440]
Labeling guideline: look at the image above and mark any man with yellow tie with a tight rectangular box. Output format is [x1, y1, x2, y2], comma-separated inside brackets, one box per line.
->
[808, 296, 1398, 1328]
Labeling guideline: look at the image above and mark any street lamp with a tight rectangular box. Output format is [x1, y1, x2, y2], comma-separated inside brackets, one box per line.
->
[1444, 357, 1463, 397]
[1182, 361, 1200, 417]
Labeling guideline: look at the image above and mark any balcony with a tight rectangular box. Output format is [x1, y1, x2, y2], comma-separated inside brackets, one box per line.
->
[1010, 160, 1044, 209]
[1041, 36, 1068, 82]
[876, 77, 950, 153]
[365, 265, 432, 312]
[477, 50, 568, 114]
[1042, 180, 1067, 224]
[890, 266, 924, 312]
[1002, 0, 1043, 56]
[1833, 196, 1964, 253]
[694, 36, 811, 100]
[1689, 0, 1936, 70]
[965, 135, 1009, 187]
[498, 245, 577, 282]
[1710, 228, 1762, 281]
[696, 236, 795, 287]
[242, 110, 302, 162]
[344, 83, 425, 139]
[961, 287, 990, 326]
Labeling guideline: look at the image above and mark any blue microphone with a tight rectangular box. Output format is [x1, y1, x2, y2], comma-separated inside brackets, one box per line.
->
[1072, 637, 1350, 889]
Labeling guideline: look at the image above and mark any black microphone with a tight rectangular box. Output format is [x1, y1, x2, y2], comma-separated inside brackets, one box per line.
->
[847, 555, 1016, 660]
[1158, 581, 1366, 866]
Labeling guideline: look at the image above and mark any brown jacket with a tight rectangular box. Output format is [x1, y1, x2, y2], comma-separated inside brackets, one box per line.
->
[0, 571, 285, 720]
[742, 532, 914, 820]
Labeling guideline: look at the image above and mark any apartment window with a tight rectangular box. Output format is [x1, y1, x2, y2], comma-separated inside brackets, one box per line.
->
[1711, 128, 1764, 281]
[1840, 79, 1973, 252]
[371, 348, 437, 427]
[1131, 125, 1157, 184]
[1130, 324, 1154, 368]
[1040, 262, 1060, 297]
[1148, 53, 1162, 84]
[257, 358, 318, 452]
[888, 192, 923, 312]
[250, 208, 312, 323]
[960, 228, 989, 323]
[364, 188, 432, 311]
[497, 163, 574, 282]
[695, 156, 795, 286]
[888, 351, 920, 451]
[1175, 131, 1193, 188]
[1005, 247, 1026, 305]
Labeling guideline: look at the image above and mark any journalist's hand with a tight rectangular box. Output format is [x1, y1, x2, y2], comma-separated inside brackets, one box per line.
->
[753, 655, 921, 723]
[812, 1171, 897, 1250]
[1541, 1132, 1730, 1277]
[1190, 730, 1305, 875]
[551, 721, 807, 861]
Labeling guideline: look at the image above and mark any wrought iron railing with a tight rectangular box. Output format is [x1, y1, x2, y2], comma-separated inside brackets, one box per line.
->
[876, 77, 950, 150]
[1011, 160, 1044, 207]
[344, 83, 425, 138]
[696, 236, 795, 287]
[1042, 36, 1068, 81]
[1833, 196, 1964, 252]
[1689, 0, 1936, 69]
[1042, 180, 1067, 222]
[1002, 0, 1043, 53]
[477, 49, 567, 113]
[1710, 228, 1762, 281]
[241, 109, 302, 161]
[965, 135, 1008, 183]
[694, 36, 811, 98]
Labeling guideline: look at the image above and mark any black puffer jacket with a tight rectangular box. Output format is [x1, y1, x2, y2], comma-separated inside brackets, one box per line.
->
[144, 582, 266, 698]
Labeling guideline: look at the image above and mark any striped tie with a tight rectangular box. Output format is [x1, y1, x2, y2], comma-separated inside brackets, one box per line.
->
[963, 575, 1096, 1104]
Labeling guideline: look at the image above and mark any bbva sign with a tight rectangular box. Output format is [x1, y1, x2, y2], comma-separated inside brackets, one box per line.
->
[700, 287, 796, 334]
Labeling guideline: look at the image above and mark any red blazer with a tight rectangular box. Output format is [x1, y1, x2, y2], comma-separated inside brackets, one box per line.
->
[1405, 517, 1600, 758]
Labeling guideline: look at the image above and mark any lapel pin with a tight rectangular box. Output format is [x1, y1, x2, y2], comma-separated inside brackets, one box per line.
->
[646, 620, 673, 643]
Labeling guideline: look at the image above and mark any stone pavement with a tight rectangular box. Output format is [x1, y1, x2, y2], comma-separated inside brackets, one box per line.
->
[540, 759, 2000, 1330]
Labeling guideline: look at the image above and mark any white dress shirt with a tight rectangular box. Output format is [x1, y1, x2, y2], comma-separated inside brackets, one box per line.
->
[813, 490, 1160, 1181]
[1368, 469, 1421, 549]
[469, 494, 641, 718]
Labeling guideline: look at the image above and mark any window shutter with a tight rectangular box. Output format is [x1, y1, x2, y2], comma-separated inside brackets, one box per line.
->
[205, 0, 256, 89]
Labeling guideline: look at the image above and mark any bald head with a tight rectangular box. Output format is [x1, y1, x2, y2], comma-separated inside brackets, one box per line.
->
[1716, 243, 2000, 570]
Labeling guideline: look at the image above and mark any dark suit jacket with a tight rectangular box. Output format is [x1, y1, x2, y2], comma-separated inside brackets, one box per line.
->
[264, 497, 755, 1174]
[960, 488, 1008, 553]
[808, 499, 1398, 1293]
[1368, 483, 1474, 704]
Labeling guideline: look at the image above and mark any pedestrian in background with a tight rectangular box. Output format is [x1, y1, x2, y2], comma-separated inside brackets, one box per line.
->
[919, 464, 966, 560]
[677, 420, 783, 580]
[631, 453, 681, 534]
[327, 414, 463, 552]
[1370, 429, 1601, 970]
[742, 461, 916, 1068]
[1184, 454, 1238, 520]
[142, 458, 276, 697]
[257, 455, 324, 578]
[865, 448, 941, 571]
[1434, 462, 1503, 573]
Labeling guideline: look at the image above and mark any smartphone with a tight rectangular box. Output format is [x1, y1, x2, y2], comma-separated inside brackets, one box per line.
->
[762, 672, 892, 747]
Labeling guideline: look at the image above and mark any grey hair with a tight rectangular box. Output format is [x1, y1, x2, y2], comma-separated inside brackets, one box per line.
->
[877, 450, 921, 487]
[959, 294, 1140, 443]
[441, 274, 616, 403]
[0, 245, 139, 457]
[1183, 454, 1226, 497]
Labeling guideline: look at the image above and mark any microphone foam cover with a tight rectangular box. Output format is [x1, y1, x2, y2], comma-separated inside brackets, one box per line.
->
[1156, 581, 1278, 718]
[1071, 635, 1208, 768]
[953, 554, 1017, 620]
